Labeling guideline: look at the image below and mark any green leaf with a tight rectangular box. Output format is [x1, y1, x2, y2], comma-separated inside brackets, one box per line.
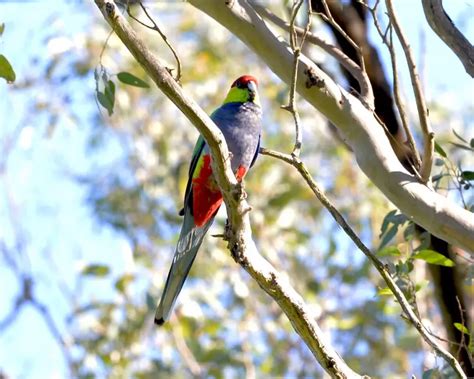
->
[380, 209, 397, 235]
[377, 246, 401, 257]
[434, 141, 447, 158]
[0, 23, 5, 37]
[422, 368, 439, 379]
[117, 71, 149, 88]
[461, 171, 474, 181]
[470, 138, 474, 148]
[97, 91, 113, 116]
[415, 279, 429, 292]
[413, 250, 455, 267]
[81, 264, 110, 277]
[377, 287, 393, 296]
[431, 173, 444, 183]
[452, 128, 467, 143]
[146, 291, 155, 311]
[434, 158, 444, 166]
[105, 80, 115, 102]
[449, 142, 473, 152]
[379, 224, 399, 249]
[115, 273, 134, 293]
[453, 322, 469, 335]
[0, 54, 16, 83]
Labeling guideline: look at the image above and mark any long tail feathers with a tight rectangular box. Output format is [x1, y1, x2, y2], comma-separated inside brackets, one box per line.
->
[155, 208, 213, 325]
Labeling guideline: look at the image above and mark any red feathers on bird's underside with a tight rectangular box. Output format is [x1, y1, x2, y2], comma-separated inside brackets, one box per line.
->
[192, 154, 247, 227]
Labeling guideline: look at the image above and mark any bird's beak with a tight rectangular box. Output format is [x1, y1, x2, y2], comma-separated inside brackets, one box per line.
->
[247, 80, 257, 102]
[247, 80, 257, 94]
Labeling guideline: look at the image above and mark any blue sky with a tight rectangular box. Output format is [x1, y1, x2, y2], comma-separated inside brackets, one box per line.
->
[0, 1, 472, 378]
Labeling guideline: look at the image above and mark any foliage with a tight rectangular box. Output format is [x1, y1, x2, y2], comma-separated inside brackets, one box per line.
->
[0, 2, 472, 378]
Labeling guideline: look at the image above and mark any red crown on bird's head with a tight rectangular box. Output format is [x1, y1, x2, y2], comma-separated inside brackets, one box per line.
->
[231, 75, 258, 89]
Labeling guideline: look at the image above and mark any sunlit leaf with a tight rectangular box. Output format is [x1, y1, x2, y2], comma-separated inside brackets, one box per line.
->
[453, 322, 469, 335]
[415, 279, 429, 292]
[377, 287, 393, 296]
[377, 246, 401, 257]
[0, 23, 5, 36]
[0, 54, 16, 83]
[413, 250, 455, 267]
[434, 141, 447, 158]
[115, 273, 134, 293]
[117, 71, 150, 88]
[81, 264, 110, 276]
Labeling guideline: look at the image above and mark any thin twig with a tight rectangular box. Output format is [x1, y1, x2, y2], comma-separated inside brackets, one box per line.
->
[94, 3, 364, 376]
[253, 3, 374, 108]
[454, 296, 472, 367]
[127, 1, 182, 83]
[386, 0, 434, 183]
[317, 1, 366, 76]
[170, 313, 203, 376]
[388, 25, 422, 171]
[283, 0, 311, 158]
[364, 0, 422, 174]
[260, 146, 466, 378]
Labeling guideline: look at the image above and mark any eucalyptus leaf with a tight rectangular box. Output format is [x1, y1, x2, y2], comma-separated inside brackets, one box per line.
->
[81, 264, 110, 277]
[434, 141, 447, 158]
[117, 71, 150, 88]
[461, 171, 474, 181]
[0, 54, 16, 83]
[97, 90, 113, 116]
[413, 250, 455, 267]
[453, 322, 469, 335]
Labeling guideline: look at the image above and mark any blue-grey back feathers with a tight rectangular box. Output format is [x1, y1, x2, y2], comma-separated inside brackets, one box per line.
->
[155, 101, 262, 325]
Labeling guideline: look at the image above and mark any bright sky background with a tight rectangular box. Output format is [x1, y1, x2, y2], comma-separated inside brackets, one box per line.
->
[0, 1, 472, 378]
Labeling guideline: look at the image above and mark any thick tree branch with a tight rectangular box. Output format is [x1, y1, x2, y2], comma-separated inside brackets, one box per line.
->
[260, 147, 466, 378]
[94, 1, 365, 377]
[422, 0, 474, 78]
[189, 0, 474, 254]
[253, 4, 374, 109]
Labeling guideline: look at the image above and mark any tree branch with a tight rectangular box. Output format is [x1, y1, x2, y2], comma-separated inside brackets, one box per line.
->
[260, 147, 466, 378]
[422, 0, 474, 78]
[189, 0, 474, 253]
[385, 0, 434, 183]
[253, 4, 374, 109]
[94, 1, 365, 377]
[365, 0, 422, 174]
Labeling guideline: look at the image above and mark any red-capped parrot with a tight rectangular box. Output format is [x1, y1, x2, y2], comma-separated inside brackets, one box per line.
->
[155, 75, 262, 325]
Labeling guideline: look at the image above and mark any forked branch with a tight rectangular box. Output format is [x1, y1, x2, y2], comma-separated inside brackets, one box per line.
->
[94, 1, 365, 377]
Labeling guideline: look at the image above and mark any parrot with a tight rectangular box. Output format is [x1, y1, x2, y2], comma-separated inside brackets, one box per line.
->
[155, 75, 262, 325]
